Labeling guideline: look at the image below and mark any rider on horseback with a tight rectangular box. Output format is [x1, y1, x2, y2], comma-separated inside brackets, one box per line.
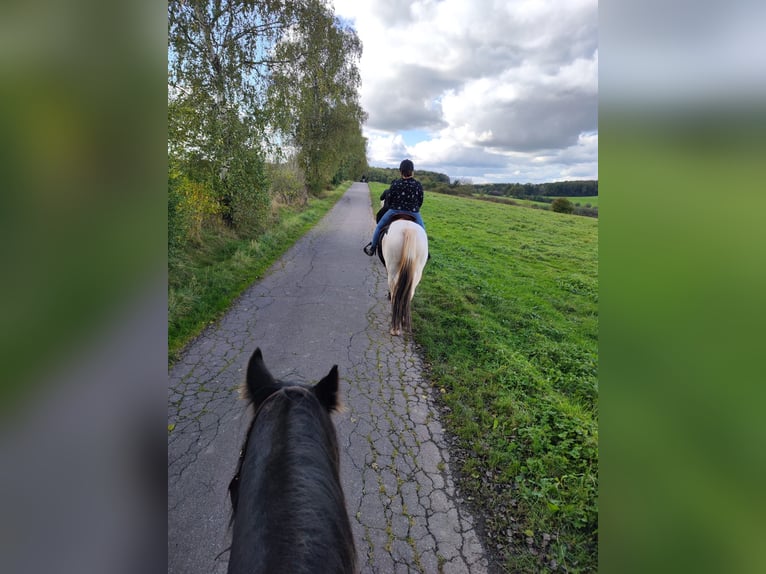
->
[363, 159, 425, 256]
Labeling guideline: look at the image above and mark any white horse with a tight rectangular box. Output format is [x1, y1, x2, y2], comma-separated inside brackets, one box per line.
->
[380, 218, 429, 336]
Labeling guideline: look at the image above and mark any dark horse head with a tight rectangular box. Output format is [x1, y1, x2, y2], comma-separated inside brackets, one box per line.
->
[227, 348, 357, 574]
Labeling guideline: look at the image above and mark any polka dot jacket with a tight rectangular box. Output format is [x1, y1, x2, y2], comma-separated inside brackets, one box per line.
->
[387, 177, 424, 212]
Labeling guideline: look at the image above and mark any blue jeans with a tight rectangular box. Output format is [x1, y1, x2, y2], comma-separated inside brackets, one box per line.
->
[371, 209, 425, 250]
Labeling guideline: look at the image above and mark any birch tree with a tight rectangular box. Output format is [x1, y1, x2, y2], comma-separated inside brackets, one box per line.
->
[168, 0, 299, 229]
[168, 0, 367, 223]
[268, 3, 367, 194]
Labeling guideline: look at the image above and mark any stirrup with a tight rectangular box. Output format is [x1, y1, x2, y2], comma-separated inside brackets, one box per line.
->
[363, 243, 375, 256]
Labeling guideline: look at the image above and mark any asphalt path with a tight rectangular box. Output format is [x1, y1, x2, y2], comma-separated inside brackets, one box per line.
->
[168, 182, 490, 573]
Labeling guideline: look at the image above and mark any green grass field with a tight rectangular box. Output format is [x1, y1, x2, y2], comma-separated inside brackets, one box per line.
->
[473, 194, 598, 209]
[371, 183, 598, 572]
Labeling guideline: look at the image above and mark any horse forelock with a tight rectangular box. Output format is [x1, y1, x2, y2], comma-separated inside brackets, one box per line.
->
[250, 386, 324, 426]
[239, 386, 342, 495]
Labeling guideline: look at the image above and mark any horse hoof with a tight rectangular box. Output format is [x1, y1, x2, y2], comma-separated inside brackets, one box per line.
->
[390, 328, 400, 336]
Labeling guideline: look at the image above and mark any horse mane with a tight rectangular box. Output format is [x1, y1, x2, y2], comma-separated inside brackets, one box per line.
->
[228, 387, 356, 574]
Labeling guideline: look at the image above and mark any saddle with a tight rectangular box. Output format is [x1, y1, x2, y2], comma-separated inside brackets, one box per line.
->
[375, 213, 418, 265]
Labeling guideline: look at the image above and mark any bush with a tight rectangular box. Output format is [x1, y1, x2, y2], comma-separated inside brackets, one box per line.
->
[226, 148, 270, 236]
[168, 169, 183, 257]
[183, 179, 221, 242]
[168, 167, 220, 247]
[574, 205, 599, 218]
[268, 159, 307, 206]
[551, 197, 575, 214]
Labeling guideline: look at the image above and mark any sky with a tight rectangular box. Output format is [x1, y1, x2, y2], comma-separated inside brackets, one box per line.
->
[331, 0, 598, 184]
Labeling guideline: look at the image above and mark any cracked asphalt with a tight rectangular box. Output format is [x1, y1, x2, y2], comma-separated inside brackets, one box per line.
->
[168, 182, 490, 573]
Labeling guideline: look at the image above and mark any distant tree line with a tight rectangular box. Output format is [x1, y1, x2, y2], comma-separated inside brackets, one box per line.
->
[472, 180, 598, 198]
[365, 166, 597, 199]
[364, 166, 597, 217]
[364, 166, 450, 189]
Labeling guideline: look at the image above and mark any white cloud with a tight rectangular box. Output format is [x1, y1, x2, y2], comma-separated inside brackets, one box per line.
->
[365, 130, 410, 165]
[334, 0, 598, 183]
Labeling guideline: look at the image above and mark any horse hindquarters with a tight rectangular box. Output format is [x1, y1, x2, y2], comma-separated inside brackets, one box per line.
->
[385, 223, 427, 335]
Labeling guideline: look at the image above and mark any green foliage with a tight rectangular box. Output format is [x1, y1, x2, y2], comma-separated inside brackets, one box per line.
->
[267, 5, 367, 195]
[168, 0, 367, 357]
[366, 165, 450, 189]
[569, 196, 598, 208]
[474, 180, 599, 198]
[332, 125, 368, 185]
[573, 206, 598, 218]
[168, 162, 222, 258]
[168, 168, 184, 257]
[551, 197, 575, 214]
[372, 184, 598, 572]
[224, 147, 270, 235]
[268, 158, 308, 206]
[168, 1, 276, 226]
[168, 0, 364, 221]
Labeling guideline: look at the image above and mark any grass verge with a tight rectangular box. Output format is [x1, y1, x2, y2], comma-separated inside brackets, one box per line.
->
[168, 183, 349, 363]
[371, 183, 598, 572]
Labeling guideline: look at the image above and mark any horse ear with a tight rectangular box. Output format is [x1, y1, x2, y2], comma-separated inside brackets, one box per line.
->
[243, 347, 276, 402]
[314, 365, 343, 413]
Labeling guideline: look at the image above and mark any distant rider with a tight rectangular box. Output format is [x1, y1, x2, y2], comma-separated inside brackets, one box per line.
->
[363, 159, 425, 255]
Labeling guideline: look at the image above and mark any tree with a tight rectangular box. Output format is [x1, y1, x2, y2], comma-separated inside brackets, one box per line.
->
[332, 122, 367, 185]
[168, 0, 301, 230]
[267, 3, 367, 194]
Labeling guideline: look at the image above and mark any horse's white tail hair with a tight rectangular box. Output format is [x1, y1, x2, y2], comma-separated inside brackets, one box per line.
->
[391, 228, 416, 333]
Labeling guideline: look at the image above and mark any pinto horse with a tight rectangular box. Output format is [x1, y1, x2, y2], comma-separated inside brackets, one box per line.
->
[227, 348, 357, 574]
[380, 218, 429, 336]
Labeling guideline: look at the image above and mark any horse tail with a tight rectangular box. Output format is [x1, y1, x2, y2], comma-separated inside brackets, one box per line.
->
[391, 229, 416, 332]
